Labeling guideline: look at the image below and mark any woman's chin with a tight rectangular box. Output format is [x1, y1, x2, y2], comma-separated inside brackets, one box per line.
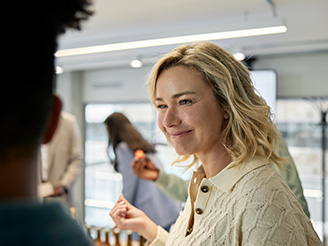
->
[174, 147, 194, 156]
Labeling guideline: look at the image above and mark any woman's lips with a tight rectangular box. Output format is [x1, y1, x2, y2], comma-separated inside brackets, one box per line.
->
[169, 130, 193, 138]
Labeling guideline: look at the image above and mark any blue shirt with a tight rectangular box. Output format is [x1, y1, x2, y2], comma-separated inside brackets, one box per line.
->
[115, 142, 182, 229]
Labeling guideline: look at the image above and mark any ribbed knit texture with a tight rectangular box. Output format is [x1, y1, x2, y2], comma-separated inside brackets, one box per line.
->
[150, 159, 321, 245]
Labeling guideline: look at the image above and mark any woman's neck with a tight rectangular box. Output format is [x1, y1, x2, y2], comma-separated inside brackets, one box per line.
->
[197, 143, 232, 178]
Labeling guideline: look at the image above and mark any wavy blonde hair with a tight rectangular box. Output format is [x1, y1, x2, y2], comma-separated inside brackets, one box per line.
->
[148, 42, 283, 168]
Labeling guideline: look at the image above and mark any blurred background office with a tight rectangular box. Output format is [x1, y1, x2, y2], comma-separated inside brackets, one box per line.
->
[54, 0, 328, 243]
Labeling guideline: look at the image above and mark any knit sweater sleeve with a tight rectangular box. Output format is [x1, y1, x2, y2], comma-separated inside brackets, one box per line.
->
[147, 226, 168, 246]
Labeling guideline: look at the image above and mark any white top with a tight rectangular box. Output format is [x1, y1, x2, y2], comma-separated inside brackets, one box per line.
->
[149, 157, 321, 245]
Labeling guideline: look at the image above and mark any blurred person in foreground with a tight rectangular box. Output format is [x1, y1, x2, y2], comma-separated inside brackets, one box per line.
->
[110, 42, 321, 245]
[0, 1, 92, 245]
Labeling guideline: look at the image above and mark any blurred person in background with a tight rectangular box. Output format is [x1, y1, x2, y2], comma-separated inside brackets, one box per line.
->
[104, 112, 182, 237]
[38, 111, 83, 212]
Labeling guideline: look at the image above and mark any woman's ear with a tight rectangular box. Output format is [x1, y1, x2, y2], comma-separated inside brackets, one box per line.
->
[224, 110, 230, 120]
[42, 94, 62, 144]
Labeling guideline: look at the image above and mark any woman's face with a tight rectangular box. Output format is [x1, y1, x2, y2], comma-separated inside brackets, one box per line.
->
[155, 66, 229, 157]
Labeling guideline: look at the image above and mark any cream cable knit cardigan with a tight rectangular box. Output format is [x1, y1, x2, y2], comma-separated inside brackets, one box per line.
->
[148, 157, 321, 245]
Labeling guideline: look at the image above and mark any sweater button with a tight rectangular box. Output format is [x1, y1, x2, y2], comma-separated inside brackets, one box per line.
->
[195, 208, 203, 215]
[201, 185, 209, 193]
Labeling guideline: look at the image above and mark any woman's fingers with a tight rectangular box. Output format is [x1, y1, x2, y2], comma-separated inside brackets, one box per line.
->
[110, 201, 126, 217]
[133, 157, 146, 167]
[118, 195, 132, 208]
[110, 199, 129, 229]
[110, 195, 133, 219]
[110, 195, 142, 231]
[109, 194, 158, 241]
[132, 158, 146, 176]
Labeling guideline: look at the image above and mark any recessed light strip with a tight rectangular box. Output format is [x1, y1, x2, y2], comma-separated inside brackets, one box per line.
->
[56, 25, 287, 57]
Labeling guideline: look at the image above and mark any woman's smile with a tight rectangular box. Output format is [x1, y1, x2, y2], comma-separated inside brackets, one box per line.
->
[167, 129, 193, 139]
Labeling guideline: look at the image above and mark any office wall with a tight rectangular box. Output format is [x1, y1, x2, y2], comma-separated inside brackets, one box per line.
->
[252, 51, 328, 98]
[82, 66, 151, 103]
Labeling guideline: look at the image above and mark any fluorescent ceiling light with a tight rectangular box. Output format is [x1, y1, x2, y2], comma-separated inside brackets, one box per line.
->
[55, 65, 64, 74]
[56, 25, 287, 57]
[129, 59, 143, 68]
[233, 52, 246, 61]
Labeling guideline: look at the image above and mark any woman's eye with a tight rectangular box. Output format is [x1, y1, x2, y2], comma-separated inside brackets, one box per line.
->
[179, 99, 192, 105]
[157, 104, 167, 109]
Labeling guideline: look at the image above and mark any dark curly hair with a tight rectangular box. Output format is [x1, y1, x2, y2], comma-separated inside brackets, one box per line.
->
[0, 0, 92, 160]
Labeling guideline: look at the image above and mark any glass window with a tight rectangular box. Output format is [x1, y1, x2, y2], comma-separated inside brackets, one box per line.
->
[276, 98, 328, 239]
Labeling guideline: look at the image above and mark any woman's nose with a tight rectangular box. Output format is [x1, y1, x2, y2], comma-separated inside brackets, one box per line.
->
[162, 107, 181, 128]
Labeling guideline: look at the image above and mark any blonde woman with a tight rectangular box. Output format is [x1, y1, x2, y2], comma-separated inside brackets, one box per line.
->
[110, 43, 321, 245]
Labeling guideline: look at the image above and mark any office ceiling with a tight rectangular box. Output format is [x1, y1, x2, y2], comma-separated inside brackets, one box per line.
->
[57, 0, 328, 70]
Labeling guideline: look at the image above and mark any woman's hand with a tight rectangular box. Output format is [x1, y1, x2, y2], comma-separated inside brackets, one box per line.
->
[131, 155, 160, 181]
[110, 194, 158, 242]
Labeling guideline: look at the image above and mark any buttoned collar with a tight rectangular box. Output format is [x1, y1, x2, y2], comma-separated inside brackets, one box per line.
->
[194, 157, 270, 193]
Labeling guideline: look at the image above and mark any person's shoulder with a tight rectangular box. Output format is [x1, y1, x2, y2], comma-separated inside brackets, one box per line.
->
[235, 164, 307, 219]
[237, 176, 321, 245]
[44, 203, 91, 245]
[115, 142, 129, 151]
[234, 163, 288, 201]
[0, 201, 91, 246]
[239, 162, 281, 185]
[115, 142, 134, 161]
[61, 111, 77, 123]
